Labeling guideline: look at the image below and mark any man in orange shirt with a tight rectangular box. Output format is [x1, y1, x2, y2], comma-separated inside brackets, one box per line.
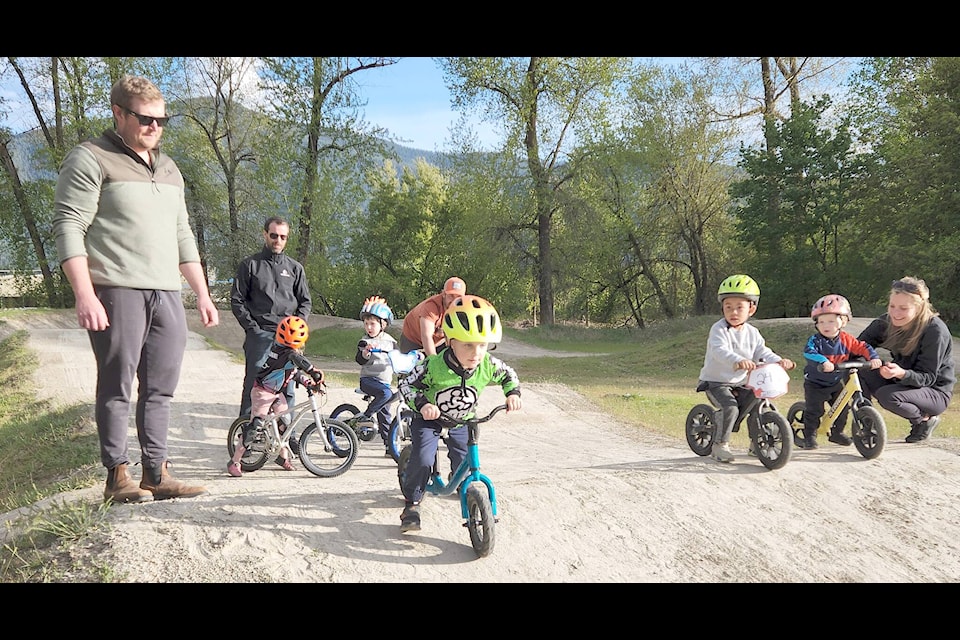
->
[399, 277, 466, 355]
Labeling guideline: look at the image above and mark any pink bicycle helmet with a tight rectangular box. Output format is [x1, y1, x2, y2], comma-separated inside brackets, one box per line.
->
[811, 294, 852, 320]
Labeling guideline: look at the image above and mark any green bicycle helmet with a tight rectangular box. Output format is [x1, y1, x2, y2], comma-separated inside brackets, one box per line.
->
[717, 274, 760, 304]
[442, 295, 503, 344]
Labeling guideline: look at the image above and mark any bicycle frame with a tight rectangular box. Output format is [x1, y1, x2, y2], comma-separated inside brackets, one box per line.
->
[397, 404, 507, 556]
[686, 363, 793, 470]
[817, 362, 866, 433]
[787, 360, 887, 460]
[242, 384, 334, 458]
[227, 378, 359, 477]
[426, 419, 498, 519]
[271, 385, 328, 448]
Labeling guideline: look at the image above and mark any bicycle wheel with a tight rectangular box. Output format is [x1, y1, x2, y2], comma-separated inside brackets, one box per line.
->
[852, 405, 886, 460]
[227, 416, 269, 472]
[754, 410, 792, 471]
[330, 403, 376, 441]
[298, 419, 359, 477]
[387, 410, 413, 463]
[685, 404, 716, 456]
[466, 483, 495, 558]
[786, 401, 806, 448]
[397, 444, 412, 492]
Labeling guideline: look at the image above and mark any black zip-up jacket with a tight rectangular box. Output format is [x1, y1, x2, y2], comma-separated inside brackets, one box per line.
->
[231, 246, 312, 334]
[858, 314, 955, 396]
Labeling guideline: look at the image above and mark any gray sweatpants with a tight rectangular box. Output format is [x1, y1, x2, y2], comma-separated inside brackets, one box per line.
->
[87, 287, 187, 470]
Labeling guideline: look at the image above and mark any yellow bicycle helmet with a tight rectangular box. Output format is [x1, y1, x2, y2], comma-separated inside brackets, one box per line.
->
[717, 274, 760, 304]
[442, 295, 502, 344]
[276, 316, 309, 349]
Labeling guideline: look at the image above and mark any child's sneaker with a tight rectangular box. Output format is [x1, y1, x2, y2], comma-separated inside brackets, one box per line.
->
[712, 442, 734, 462]
[227, 461, 242, 477]
[828, 430, 853, 446]
[400, 503, 421, 533]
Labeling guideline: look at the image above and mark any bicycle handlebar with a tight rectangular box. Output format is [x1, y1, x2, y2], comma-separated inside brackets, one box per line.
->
[817, 360, 876, 373]
[362, 345, 424, 374]
[436, 404, 508, 426]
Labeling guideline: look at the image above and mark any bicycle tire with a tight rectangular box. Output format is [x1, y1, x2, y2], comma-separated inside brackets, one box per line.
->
[685, 404, 716, 456]
[755, 410, 792, 471]
[397, 444, 412, 492]
[330, 403, 377, 441]
[387, 410, 413, 463]
[466, 483, 495, 558]
[298, 419, 359, 477]
[786, 401, 806, 448]
[852, 404, 886, 460]
[227, 416, 269, 472]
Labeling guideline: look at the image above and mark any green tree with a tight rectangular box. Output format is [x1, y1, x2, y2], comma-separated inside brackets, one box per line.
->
[731, 96, 866, 317]
[848, 57, 960, 323]
[440, 56, 631, 325]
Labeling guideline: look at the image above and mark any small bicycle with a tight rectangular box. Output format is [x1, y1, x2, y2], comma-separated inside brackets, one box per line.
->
[396, 404, 508, 558]
[331, 387, 413, 461]
[786, 360, 887, 460]
[226, 380, 360, 478]
[685, 362, 793, 470]
[330, 347, 421, 462]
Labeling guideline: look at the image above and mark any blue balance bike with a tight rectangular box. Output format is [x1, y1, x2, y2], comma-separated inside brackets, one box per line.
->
[397, 404, 507, 558]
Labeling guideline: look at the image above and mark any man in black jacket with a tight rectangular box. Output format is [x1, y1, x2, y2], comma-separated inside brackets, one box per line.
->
[231, 216, 313, 419]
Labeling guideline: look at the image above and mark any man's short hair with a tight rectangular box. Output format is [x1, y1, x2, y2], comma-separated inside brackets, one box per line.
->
[110, 75, 164, 109]
[263, 216, 289, 231]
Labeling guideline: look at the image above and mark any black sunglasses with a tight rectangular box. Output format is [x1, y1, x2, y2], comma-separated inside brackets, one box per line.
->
[891, 279, 923, 295]
[268, 232, 288, 241]
[121, 106, 170, 127]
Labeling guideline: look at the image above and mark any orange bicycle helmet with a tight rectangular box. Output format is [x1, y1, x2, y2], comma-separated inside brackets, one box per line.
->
[811, 294, 852, 320]
[442, 295, 502, 343]
[276, 316, 309, 349]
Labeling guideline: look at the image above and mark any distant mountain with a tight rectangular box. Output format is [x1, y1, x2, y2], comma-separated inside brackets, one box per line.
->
[7, 126, 446, 182]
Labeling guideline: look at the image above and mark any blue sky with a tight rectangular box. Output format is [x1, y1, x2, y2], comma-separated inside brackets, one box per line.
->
[1, 57, 689, 151]
[355, 57, 492, 151]
[355, 57, 687, 152]
[0, 56, 491, 150]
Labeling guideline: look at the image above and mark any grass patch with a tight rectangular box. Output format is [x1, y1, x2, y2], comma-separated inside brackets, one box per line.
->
[0, 329, 106, 582]
[1, 499, 119, 583]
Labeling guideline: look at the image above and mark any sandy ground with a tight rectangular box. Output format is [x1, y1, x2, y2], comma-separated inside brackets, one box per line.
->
[3, 309, 960, 583]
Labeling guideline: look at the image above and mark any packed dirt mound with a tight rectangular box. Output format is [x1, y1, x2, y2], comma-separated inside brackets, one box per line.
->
[2, 309, 960, 582]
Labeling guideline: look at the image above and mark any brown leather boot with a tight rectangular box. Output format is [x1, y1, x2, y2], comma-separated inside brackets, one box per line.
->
[103, 462, 153, 504]
[140, 460, 208, 500]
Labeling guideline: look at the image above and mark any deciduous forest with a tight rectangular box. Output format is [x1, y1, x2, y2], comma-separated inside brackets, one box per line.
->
[1, 57, 957, 327]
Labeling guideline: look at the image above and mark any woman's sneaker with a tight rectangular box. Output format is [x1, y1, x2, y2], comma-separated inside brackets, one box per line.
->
[906, 415, 940, 443]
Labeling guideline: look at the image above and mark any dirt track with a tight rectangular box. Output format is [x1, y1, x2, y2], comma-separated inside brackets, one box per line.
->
[3, 309, 960, 583]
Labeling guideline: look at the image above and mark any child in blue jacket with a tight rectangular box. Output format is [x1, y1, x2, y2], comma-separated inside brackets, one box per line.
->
[801, 294, 882, 449]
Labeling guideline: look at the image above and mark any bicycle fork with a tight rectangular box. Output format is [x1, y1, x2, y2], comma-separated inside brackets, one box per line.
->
[453, 443, 498, 522]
